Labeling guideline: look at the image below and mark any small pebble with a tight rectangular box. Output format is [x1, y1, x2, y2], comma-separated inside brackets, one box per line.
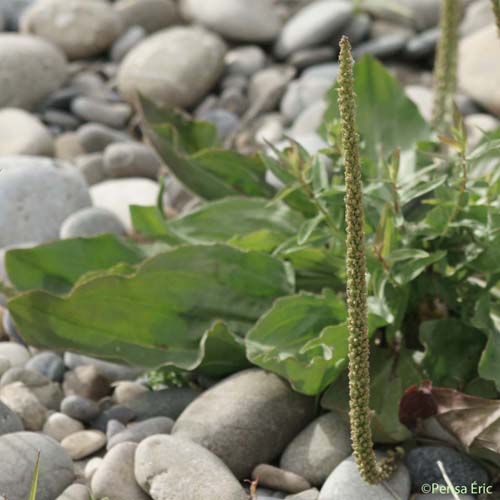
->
[285, 489, 319, 500]
[55, 133, 86, 160]
[61, 430, 107, 460]
[61, 395, 101, 423]
[0, 341, 30, 367]
[26, 351, 65, 382]
[103, 142, 162, 179]
[112, 381, 149, 404]
[43, 110, 81, 130]
[63, 365, 112, 400]
[43, 412, 85, 442]
[107, 416, 174, 449]
[111, 25, 147, 62]
[77, 123, 131, 153]
[252, 464, 312, 494]
[92, 442, 150, 500]
[55, 483, 91, 500]
[75, 153, 107, 186]
[0, 382, 47, 430]
[106, 419, 125, 440]
[72, 97, 132, 129]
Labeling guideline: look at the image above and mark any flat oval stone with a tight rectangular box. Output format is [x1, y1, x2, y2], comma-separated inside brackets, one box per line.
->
[118, 26, 226, 109]
[0, 33, 67, 109]
[61, 429, 106, 460]
[135, 435, 247, 500]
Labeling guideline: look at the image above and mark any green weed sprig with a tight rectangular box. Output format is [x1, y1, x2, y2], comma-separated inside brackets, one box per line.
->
[336, 36, 401, 484]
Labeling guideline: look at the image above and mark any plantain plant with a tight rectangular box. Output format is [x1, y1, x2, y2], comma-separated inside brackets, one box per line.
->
[4, 9, 500, 470]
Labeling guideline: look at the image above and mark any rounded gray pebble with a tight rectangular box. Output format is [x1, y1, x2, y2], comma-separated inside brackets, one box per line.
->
[60, 207, 126, 239]
[26, 351, 65, 382]
[61, 395, 100, 423]
[77, 123, 131, 153]
[107, 415, 174, 449]
[103, 142, 162, 179]
[111, 25, 147, 62]
[71, 97, 132, 129]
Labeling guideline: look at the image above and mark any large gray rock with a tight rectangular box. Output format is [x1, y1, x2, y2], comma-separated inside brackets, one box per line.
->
[459, 26, 500, 116]
[0, 108, 53, 156]
[318, 454, 411, 500]
[0, 34, 67, 109]
[20, 0, 122, 60]
[135, 435, 247, 500]
[275, 1, 353, 59]
[114, 0, 178, 33]
[172, 368, 315, 479]
[280, 412, 352, 487]
[118, 26, 226, 109]
[0, 157, 91, 247]
[92, 442, 149, 500]
[0, 432, 74, 500]
[0, 400, 23, 435]
[180, 0, 281, 43]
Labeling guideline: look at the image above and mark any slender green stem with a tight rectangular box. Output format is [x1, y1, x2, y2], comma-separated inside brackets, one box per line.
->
[336, 36, 401, 485]
[432, 0, 461, 131]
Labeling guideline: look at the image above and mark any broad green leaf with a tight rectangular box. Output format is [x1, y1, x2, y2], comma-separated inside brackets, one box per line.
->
[323, 55, 431, 166]
[140, 98, 274, 201]
[228, 230, 286, 253]
[420, 319, 486, 388]
[468, 235, 500, 275]
[133, 198, 304, 248]
[8, 245, 292, 372]
[130, 205, 183, 244]
[391, 250, 446, 285]
[281, 247, 344, 293]
[399, 175, 448, 206]
[322, 348, 422, 443]
[246, 291, 386, 395]
[6, 235, 144, 294]
[196, 321, 252, 376]
[246, 291, 348, 395]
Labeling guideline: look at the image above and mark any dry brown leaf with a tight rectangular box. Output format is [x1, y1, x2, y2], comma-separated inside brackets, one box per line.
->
[399, 380, 500, 467]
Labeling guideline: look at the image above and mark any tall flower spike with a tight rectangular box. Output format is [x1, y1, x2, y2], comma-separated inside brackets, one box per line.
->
[492, 0, 500, 36]
[336, 36, 400, 485]
[432, 0, 461, 131]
